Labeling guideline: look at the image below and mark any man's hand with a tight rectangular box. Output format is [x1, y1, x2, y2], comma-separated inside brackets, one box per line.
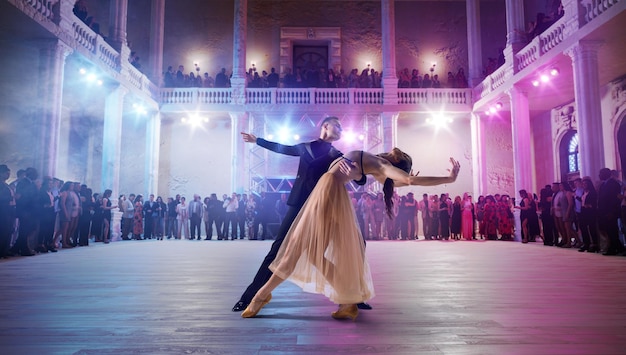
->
[241, 132, 257, 143]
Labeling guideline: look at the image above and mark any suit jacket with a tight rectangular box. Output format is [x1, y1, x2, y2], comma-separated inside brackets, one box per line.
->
[257, 138, 342, 209]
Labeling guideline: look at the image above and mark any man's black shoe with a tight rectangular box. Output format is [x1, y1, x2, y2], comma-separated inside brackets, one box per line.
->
[357, 302, 372, 310]
[232, 301, 248, 312]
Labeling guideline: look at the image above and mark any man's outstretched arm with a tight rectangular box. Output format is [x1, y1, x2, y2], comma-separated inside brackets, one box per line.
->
[241, 132, 300, 156]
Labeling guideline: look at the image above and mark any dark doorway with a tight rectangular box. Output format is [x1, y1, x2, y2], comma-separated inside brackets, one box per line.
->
[293, 45, 328, 87]
[617, 115, 626, 179]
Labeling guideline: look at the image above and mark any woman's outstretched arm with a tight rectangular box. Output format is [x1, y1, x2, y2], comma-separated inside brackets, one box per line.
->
[377, 157, 460, 187]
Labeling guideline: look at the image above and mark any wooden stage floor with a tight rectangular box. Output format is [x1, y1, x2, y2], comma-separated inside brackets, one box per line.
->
[1, 239, 625, 355]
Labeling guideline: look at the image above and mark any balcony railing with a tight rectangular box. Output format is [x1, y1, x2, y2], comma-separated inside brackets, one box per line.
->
[161, 87, 471, 107]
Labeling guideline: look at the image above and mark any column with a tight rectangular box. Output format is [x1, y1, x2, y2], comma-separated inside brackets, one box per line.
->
[503, 0, 525, 71]
[470, 113, 487, 195]
[101, 86, 127, 194]
[231, 0, 248, 105]
[565, 41, 604, 178]
[381, 112, 398, 153]
[229, 112, 249, 192]
[466, 0, 482, 87]
[38, 40, 73, 177]
[507, 86, 532, 194]
[381, 0, 398, 105]
[149, 0, 165, 85]
[108, 0, 128, 51]
[145, 112, 161, 194]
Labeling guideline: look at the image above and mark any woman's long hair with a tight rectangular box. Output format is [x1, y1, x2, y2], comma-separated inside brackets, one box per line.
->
[378, 148, 412, 219]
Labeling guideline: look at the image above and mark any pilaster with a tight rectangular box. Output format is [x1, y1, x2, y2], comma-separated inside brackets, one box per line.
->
[108, 0, 128, 51]
[38, 39, 73, 178]
[149, 0, 165, 85]
[504, 0, 525, 72]
[145, 112, 161, 195]
[381, 112, 398, 153]
[101, 85, 128, 194]
[231, 0, 248, 105]
[507, 85, 532, 194]
[229, 112, 250, 192]
[565, 41, 604, 178]
[381, 0, 397, 105]
[466, 0, 482, 88]
[470, 112, 487, 196]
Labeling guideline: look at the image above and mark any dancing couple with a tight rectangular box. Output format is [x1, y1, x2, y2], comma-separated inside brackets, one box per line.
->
[233, 116, 460, 320]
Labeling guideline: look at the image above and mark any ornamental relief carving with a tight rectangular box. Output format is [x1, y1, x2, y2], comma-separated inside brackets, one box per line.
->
[609, 74, 626, 124]
[552, 103, 577, 139]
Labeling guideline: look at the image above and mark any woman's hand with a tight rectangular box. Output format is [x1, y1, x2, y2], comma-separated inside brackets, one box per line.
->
[448, 158, 460, 182]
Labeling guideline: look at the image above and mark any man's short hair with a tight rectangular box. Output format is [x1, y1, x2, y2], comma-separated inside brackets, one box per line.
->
[320, 116, 339, 127]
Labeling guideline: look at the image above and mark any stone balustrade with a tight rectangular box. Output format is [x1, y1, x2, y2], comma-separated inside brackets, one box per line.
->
[161, 87, 471, 108]
[581, 0, 621, 23]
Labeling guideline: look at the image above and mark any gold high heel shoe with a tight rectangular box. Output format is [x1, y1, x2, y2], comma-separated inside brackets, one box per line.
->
[241, 294, 272, 318]
[331, 304, 358, 321]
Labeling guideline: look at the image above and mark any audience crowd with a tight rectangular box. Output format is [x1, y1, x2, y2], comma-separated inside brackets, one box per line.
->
[162, 64, 472, 89]
[2, 163, 624, 259]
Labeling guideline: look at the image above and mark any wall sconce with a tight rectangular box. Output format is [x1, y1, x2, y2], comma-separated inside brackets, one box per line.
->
[430, 62, 437, 74]
[531, 67, 559, 87]
[485, 102, 503, 116]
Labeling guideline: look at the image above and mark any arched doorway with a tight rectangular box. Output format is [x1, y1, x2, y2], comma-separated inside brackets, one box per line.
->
[559, 130, 579, 181]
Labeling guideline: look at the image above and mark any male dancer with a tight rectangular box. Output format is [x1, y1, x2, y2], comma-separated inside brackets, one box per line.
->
[233, 116, 373, 311]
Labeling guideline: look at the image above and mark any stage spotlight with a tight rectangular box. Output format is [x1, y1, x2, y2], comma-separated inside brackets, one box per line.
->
[489, 107, 497, 114]
[79, 68, 87, 75]
[550, 68, 559, 76]
[485, 110, 491, 116]
[496, 102, 503, 110]
[293, 134, 300, 141]
[532, 80, 540, 87]
[358, 134, 365, 141]
[87, 73, 97, 82]
[267, 134, 274, 140]
[343, 130, 356, 143]
[540, 74, 550, 83]
[277, 127, 291, 142]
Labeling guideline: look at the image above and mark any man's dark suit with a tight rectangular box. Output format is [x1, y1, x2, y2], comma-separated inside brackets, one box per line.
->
[236, 138, 342, 305]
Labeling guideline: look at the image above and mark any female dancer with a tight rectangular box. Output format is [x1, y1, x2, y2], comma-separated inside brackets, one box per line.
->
[241, 148, 460, 320]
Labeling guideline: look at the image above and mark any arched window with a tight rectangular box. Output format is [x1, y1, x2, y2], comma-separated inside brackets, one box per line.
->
[567, 133, 579, 173]
[559, 130, 579, 180]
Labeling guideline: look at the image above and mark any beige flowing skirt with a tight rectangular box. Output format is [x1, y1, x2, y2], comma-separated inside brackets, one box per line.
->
[269, 172, 375, 304]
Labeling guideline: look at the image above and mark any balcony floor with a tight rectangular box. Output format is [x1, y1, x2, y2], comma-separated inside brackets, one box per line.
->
[1, 239, 625, 354]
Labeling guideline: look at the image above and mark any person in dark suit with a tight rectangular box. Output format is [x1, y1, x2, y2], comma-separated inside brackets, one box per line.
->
[143, 194, 156, 239]
[232, 116, 354, 311]
[13, 167, 39, 256]
[597, 168, 623, 255]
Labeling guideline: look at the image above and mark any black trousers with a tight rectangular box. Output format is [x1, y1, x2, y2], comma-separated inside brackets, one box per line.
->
[15, 213, 37, 253]
[190, 214, 202, 238]
[239, 206, 299, 303]
[205, 214, 220, 239]
[39, 208, 56, 246]
[223, 212, 238, 239]
[0, 212, 14, 257]
[144, 216, 154, 238]
[541, 213, 556, 245]
[598, 214, 623, 252]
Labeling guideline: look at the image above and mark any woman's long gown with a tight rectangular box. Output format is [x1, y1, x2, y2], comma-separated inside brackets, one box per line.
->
[269, 156, 375, 305]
